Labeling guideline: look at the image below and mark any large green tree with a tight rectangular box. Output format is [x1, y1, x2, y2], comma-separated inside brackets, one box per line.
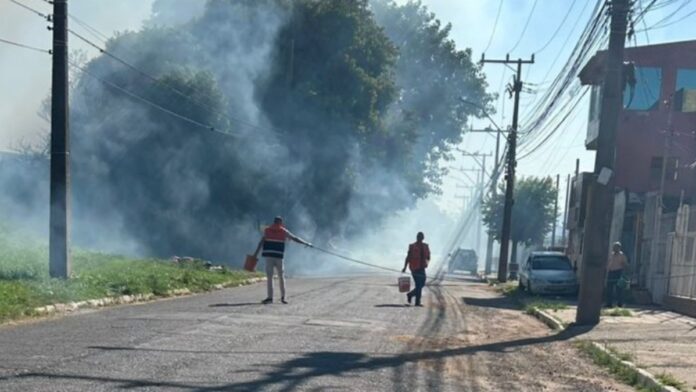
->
[482, 177, 558, 263]
[20, 0, 494, 261]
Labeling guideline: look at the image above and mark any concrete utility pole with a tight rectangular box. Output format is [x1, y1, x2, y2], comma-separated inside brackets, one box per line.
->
[458, 151, 491, 260]
[576, 0, 630, 325]
[461, 127, 503, 275]
[49, 0, 71, 279]
[481, 54, 534, 282]
[562, 173, 571, 246]
[552, 174, 560, 247]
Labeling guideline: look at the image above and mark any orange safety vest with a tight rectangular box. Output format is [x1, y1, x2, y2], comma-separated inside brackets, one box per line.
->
[407, 242, 430, 271]
[262, 223, 288, 258]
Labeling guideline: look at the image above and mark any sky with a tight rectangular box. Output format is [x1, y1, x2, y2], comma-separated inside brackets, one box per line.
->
[1, 0, 695, 217]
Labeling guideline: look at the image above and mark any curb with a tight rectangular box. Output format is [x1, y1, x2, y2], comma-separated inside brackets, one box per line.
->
[32, 277, 266, 317]
[528, 308, 682, 392]
[590, 342, 681, 392]
[528, 306, 566, 330]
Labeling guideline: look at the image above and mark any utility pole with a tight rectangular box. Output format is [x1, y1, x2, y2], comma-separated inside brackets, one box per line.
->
[562, 173, 571, 246]
[552, 174, 560, 247]
[49, 0, 71, 279]
[576, 0, 630, 325]
[485, 130, 502, 275]
[482, 54, 534, 282]
[458, 150, 491, 259]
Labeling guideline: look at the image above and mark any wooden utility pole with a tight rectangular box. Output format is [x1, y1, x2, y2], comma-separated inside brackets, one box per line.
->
[576, 0, 630, 325]
[552, 174, 560, 247]
[49, 0, 71, 278]
[481, 54, 534, 282]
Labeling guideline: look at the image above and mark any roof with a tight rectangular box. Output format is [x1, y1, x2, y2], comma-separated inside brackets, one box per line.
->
[579, 39, 696, 85]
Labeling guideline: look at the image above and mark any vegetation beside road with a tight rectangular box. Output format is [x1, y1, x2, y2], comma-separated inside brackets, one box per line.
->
[0, 229, 262, 323]
[577, 341, 685, 392]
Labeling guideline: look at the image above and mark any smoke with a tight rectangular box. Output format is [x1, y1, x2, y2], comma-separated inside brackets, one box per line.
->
[0, 0, 490, 277]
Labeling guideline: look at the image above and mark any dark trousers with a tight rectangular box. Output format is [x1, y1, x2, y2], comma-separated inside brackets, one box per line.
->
[409, 269, 426, 305]
[606, 269, 624, 307]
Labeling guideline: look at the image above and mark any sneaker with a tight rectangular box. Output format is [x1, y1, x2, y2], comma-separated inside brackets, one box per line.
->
[281, 297, 288, 304]
[407, 293, 413, 305]
[415, 303, 424, 307]
[261, 298, 272, 304]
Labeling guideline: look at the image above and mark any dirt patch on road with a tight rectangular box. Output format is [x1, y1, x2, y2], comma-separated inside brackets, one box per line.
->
[394, 282, 633, 391]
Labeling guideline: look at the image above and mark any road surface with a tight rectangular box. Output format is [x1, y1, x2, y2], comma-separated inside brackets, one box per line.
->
[0, 275, 630, 391]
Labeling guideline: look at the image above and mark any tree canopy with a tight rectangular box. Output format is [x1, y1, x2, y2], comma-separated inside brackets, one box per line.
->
[29, 0, 493, 261]
[482, 177, 558, 252]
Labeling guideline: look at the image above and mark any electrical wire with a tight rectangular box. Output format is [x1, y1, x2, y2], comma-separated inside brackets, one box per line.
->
[533, 0, 578, 54]
[508, 0, 539, 54]
[69, 61, 237, 138]
[483, 0, 504, 54]
[5, 0, 50, 20]
[67, 29, 288, 136]
[0, 37, 50, 54]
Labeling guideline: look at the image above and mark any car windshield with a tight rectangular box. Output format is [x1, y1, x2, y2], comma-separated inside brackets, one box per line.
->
[531, 256, 572, 271]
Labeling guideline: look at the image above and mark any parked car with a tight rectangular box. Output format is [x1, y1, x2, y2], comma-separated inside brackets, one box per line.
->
[448, 248, 478, 275]
[518, 251, 578, 295]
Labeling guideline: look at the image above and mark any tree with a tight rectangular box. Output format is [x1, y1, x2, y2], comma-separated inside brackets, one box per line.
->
[4, 0, 494, 262]
[482, 177, 558, 263]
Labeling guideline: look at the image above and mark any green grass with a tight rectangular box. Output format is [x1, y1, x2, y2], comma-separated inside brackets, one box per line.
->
[602, 308, 633, 317]
[655, 372, 688, 391]
[576, 341, 668, 392]
[0, 229, 262, 323]
[524, 300, 569, 314]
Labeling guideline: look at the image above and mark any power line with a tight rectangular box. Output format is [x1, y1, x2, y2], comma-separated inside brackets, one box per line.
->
[483, 0, 504, 54]
[5, 0, 50, 20]
[67, 29, 288, 136]
[508, 0, 539, 54]
[533, 0, 578, 54]
[0, 37, 50, 54]
[69, 61, 237, 138]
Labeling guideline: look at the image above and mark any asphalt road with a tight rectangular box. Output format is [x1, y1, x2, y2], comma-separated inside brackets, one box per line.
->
[0, 274, 631, 391]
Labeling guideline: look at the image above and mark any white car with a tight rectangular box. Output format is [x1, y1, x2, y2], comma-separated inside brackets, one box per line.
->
[518, 251, 578, 295]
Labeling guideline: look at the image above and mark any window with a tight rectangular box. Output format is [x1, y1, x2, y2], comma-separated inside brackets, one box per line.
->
[675, 69, 696, 113]
[589, 86, 602, 121]
[623, 66, 662, 111]
[531, 256, 572, 271]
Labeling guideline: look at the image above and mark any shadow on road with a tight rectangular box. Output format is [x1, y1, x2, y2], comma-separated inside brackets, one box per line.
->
[4, 326, 594, 391]
[461, 296, 521, 311]
[373, 304, 409, 308]
[208, 303, 262, 308]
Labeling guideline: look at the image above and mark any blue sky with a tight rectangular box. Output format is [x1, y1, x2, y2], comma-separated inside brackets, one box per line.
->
[1, 0, 695, 213]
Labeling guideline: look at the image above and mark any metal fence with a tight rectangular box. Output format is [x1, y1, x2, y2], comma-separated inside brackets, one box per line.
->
[667, 232, 696, 299]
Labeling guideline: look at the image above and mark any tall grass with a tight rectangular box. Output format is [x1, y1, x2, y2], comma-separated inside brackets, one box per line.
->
[0, 227, 260, 323]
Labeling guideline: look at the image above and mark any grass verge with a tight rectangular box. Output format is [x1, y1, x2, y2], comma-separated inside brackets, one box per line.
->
[602, 308, 633, 317]
[576, 341, 680, 392]
[0, 232, 262, 324]
[655, 373, 688, 391]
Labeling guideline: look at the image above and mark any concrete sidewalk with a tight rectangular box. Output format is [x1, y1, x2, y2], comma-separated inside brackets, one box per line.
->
[549, 305, 696, 390]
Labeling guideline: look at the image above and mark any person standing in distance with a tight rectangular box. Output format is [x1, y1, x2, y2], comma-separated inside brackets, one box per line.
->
[606, 242, 629, 308]
[402, 232, 430, 307]
[254, 216, 311, 304]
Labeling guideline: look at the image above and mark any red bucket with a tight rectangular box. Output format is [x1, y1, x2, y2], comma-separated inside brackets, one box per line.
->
[398, 276, 411, 293]
[244, 254, 258, 272]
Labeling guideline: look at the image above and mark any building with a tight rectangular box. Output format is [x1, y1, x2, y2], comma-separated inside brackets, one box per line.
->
[580, 40, 696, 200]
[568, 40, 696, 304]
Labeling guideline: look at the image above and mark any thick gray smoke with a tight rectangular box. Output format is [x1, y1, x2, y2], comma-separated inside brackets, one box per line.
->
[0, 0, 490, 276]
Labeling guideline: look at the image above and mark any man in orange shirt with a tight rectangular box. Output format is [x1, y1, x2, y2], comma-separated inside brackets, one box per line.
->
[254, 216, 311, 304]
[402, 232, 430, 307]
